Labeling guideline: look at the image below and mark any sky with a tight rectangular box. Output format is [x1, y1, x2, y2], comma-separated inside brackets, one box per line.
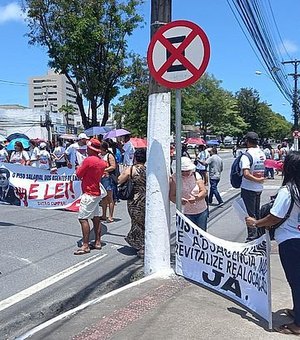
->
[0, 0, 299, 124]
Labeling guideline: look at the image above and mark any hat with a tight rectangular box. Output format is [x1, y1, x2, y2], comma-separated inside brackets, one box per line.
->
[181, 156, 196, 171]
[39, 142, 47, 148]
[245, 132, 259, 141]
[78, 133, 89, 140]
[87, 138, 101, 153]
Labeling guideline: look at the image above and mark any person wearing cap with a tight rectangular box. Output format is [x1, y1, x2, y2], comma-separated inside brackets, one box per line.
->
[74, 138, 107, 255]
[169, 156, 208, 231]
[240, 131, 266, 241]
[64, 133, 89, 168]
[38, 142, 51, 170]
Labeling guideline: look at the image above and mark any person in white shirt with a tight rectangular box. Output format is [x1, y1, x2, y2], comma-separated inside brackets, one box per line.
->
[52, 140, 66, 168]
[64, 133, 89, 168]
[38, 142, 51, 170]
[240, 131, 266, 241]
[9, 141, 30, 165]
[0, 143, 9, 163]
[122, 135, 135, 166]
[246, 151, 300, 335]
[29, 139, 40, 167]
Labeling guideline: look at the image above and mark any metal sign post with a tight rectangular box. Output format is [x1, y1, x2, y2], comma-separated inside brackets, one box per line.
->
[175, 89, 182, 211]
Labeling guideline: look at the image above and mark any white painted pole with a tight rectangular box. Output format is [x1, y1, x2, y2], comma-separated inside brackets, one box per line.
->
[175, 89, 182, 211]
[144, 92, 171, 275]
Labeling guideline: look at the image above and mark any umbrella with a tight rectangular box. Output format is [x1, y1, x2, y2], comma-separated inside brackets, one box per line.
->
[0, 134, 7, 142]
[184, 137, 206, 145]
[6, 138, 30, 151]
[59, 133, 77, 140]
[84, 126, 112, 136]
[6, 133, 29, 141]
[130, 137, 147, 148]
[103, 128, 130, 140]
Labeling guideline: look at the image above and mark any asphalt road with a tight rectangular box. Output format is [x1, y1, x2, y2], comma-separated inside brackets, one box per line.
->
[0, 150, 241, 339]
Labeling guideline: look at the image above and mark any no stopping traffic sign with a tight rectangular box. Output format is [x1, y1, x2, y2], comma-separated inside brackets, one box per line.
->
[147, 20, 210, 89]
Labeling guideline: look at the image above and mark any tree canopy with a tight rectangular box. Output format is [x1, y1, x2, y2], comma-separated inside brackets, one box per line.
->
[24, 0, 143, 128]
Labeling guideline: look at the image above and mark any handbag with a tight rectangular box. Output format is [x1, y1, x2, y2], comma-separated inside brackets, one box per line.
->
[118, 166, 134, 200]
[100, 183, 107, 199]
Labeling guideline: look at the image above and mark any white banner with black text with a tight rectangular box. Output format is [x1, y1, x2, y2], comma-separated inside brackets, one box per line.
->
[175, 210, 271, 324]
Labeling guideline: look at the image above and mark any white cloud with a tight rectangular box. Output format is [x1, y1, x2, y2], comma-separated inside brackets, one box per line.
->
[279, 39, 299, 55]
[0, 2, 27, 24]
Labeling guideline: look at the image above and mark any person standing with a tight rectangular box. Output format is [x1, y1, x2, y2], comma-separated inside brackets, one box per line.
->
[122, 135, 135, 166]
[52, 140, 66, 168]
[28, 139, 40, 167]
[65, 133, 89, 168]
[0, 143, 9, 163]
[169, 157, 208, 231]
[74, 138, 106, 255]
[202, 147, 224, 205]
[195, 144, 209, 185]
[118, 148, 147, 258]
[9, 141, 30, 165]
[246, 151, 300, 335]
[240, 132, 266, 241]
[38, 142, 52, 170]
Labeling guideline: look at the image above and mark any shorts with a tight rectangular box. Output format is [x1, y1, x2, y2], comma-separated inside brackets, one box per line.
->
[78, 193, 101, 220]
[101, 176, 113, 191]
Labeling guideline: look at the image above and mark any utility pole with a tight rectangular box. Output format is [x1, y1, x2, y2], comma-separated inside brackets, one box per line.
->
[282, 59, 300, 150]
[144, 0, 172, 276]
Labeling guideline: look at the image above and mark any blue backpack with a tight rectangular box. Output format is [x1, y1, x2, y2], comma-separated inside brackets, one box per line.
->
[230, 151, 253, 188]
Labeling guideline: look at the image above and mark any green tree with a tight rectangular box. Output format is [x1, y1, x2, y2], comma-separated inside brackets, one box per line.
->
[24, 0, 143, 128]
[114, 54, 149, 136]
[182, 73, 229, 139]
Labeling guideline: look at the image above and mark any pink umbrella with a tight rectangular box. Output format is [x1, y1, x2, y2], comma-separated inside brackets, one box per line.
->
[103, 129, 130, 139]
[265, 159, 283, 170]
[184, 137, 206, 145]
[130, 137, 147, 148]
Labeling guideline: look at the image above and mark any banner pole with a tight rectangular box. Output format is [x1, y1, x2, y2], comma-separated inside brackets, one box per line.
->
[266, 230, 273, 330]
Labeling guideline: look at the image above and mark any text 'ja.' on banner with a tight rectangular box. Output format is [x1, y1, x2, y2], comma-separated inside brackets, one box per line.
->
[175, 210, 271, 324]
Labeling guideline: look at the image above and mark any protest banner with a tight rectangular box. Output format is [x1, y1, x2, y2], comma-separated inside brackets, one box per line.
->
[175, 210, 272, 327]
[0, 163, 81, 210]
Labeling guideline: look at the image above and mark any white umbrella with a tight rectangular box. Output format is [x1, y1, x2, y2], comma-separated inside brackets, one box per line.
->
[0, 134, 7, 142]
[84, 126, 112, 136]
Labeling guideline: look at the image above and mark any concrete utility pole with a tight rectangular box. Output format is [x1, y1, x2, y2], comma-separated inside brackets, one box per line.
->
[282, 59, 300, 150]
[144, 0, 172, 275]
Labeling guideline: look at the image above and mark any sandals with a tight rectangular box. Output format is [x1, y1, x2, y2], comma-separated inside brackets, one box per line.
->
[90, 243, 102, 250]
[274, 323, 300, 335]
[74, 248, 90, 255]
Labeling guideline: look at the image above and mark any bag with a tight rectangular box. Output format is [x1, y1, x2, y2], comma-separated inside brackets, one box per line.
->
[118, 166, 134, 200]
[100, 183, 107, 199]
[259, 194, 294, 240]
[107, 152, 120, 184]
[230, 151, 253, 188]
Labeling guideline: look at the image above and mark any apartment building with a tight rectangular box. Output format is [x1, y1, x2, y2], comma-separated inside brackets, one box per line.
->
[29, 70, 79, 125]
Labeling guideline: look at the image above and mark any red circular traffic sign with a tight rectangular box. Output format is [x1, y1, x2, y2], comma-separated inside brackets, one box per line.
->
[147, 20, 210, 89]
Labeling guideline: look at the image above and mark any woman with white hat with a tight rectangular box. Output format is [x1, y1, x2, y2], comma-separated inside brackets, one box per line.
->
[169, 156, 208, 231]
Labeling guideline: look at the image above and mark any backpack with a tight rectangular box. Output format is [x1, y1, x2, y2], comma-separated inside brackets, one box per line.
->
[230, 151, 253, 188]
[258, 194, 294, 240]
[230, 151, 253, 189]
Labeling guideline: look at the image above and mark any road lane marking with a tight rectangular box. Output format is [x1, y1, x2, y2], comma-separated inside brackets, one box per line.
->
[0, 253, 107, 313]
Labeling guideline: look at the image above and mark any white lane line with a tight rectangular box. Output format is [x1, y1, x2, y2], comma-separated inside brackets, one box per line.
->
[0, 253, 107, 313]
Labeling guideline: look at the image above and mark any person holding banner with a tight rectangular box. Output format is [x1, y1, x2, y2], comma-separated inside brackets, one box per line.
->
[74, 138, 107, 255]
[0, 143, 9, 163]
[169, 156, 208, 231]
[246, 151, 300, 335]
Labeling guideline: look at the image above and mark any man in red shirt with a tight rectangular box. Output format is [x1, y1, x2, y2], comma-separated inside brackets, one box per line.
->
[74, 138, 106, 255]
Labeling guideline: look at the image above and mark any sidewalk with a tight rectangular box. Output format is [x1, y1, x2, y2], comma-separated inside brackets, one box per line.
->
[21, 176, 293, 340]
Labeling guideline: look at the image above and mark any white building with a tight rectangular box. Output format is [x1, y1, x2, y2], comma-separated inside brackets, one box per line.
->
[29, 69, 79, 125]
[0, 107, 67, 140]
